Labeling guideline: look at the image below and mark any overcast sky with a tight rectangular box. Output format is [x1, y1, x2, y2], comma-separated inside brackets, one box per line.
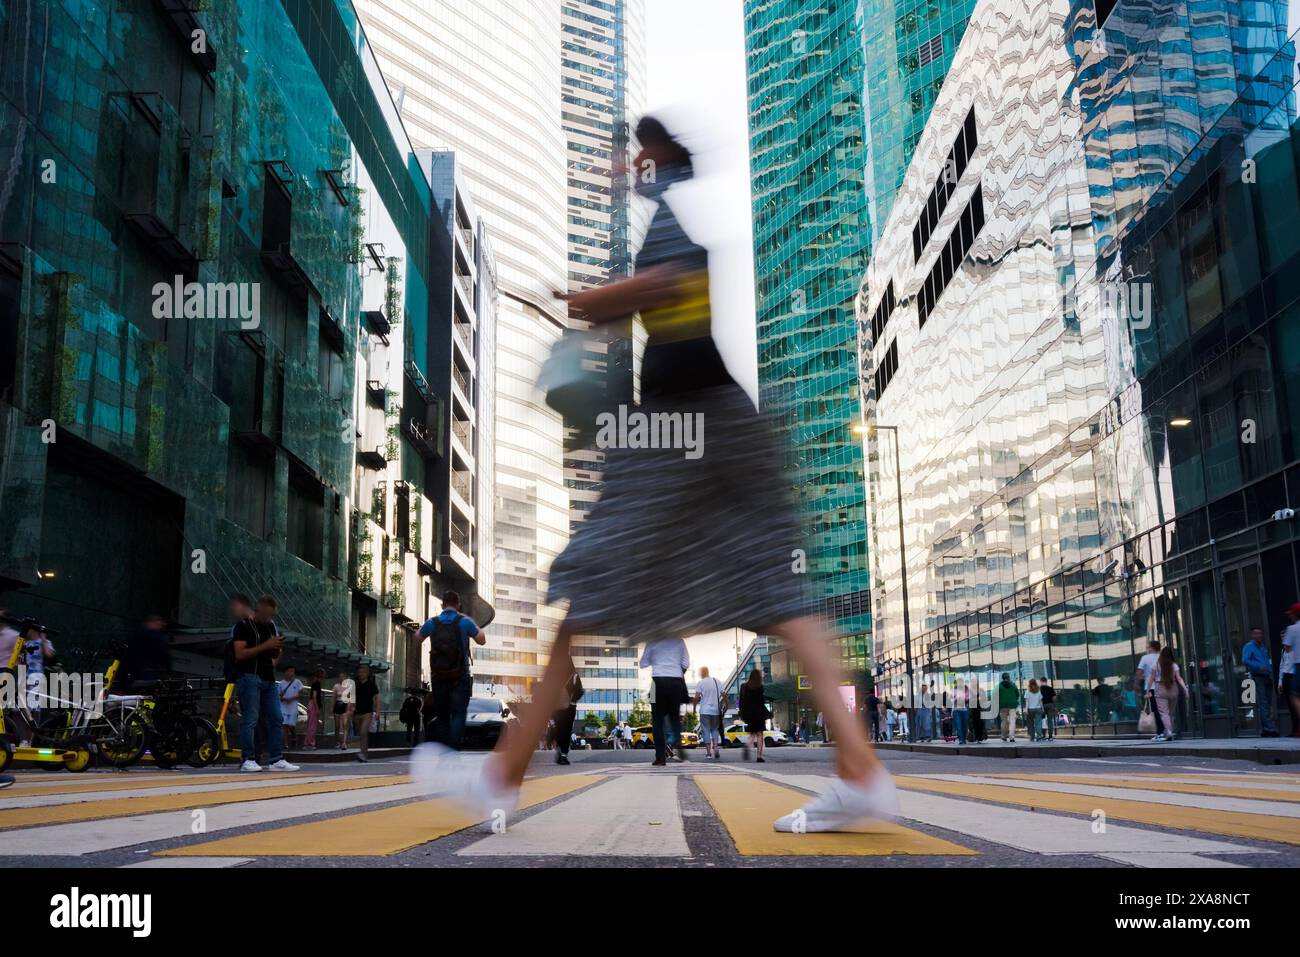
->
[643, 0, 758, 683]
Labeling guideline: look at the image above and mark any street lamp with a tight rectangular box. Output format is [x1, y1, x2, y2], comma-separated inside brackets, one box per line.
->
[857, 420, 916, 741]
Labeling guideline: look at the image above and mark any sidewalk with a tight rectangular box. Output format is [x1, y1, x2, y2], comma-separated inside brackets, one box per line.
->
[875, 736, 1300, 765]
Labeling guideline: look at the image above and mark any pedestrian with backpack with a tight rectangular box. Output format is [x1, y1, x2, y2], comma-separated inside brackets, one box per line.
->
[553, 670, 584, 765]
[418, 590, 485, 750]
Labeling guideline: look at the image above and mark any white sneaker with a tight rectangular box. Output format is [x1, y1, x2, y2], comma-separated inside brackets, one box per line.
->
[410, 742, 519, 826]
[240, 759, 263, 772]
[1150, 734, 1165, 742]
[267, 759, 300, 771]
[773, 770, 900, 833]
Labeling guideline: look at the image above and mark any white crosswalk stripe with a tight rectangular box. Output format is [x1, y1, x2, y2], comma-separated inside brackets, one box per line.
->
[744, 772, 1269, 868]
[0, 776, 340, 810]
[459, 774, 690, 857]
[0, 782, 426, 857]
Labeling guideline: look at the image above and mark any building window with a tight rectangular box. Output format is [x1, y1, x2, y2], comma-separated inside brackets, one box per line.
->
[917, 183, 986, 328]
[226, 440, 273, 539]
[873, 339, 899, 398]
[912, 107, 979, 262]
[1095, 0, 1117, 27]
[917, 34, 943, 68]
[287, 465, 324, 568]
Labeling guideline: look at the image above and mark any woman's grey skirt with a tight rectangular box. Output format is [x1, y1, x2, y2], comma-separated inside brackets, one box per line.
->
[547, 383, 807, 643]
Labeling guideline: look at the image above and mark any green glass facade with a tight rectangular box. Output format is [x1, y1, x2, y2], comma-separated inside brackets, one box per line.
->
[861, 0, 976, 241]
[0, 0, 466, 703]
[745, 0, 872, 667]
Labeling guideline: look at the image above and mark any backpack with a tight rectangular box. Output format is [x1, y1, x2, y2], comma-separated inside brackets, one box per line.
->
[429, 613, 465, 680]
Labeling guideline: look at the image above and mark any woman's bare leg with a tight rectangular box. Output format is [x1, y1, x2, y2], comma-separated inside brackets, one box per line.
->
[769, 616, 881, 783]
[495, 618, 576, 788]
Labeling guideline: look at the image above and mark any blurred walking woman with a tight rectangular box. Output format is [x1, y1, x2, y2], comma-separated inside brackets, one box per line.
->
[413, 115, 895, 833]
[739, 670, 769, 762]
[1153, 647, 1189, 740]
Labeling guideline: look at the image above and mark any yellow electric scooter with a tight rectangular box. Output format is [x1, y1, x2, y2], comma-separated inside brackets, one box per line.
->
[0, 619, 93, 772]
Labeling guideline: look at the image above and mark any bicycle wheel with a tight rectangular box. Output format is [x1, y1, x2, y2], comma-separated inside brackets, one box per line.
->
[0, 738, 12, 772]
[188, 716, 221, 768]
[36, 713, 86, 772]
[96, 711, 148, 768]
[148, 716, 195, 769]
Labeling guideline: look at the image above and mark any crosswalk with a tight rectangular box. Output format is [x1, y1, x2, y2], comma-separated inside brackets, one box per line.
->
[1, 763, 1297, 867]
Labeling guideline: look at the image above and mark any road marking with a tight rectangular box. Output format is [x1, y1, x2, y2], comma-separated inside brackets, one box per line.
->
[983, 773, 1300, 803]
[0, 774, 409, 830]
[459, 774, 687, 857]
[0, 782, 428, 856]
[121, 857, 253, 868]
[920, 774, 1300, 819]
[0, 776, 340, 809]
[1097, 852, 1249, 869]
[695, 775, 974, 857]
[757, 773, 1266, 866]
[162, 775, 601, 857]
[895, 776, 1300, 845]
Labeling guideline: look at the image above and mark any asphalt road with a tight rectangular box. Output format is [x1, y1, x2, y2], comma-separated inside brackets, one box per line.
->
[4, 747, 1298, 868]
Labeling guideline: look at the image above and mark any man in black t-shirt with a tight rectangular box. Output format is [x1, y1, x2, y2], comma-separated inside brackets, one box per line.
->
[1040, 680, 1057, 740]
[231, 595, 299, 772]
[352, 663, 380, 763]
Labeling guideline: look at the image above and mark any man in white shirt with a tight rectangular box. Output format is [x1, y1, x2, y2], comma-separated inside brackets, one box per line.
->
[1283, 603, 1300, 736]
[693, 665, 725, 759]
[1134, 640, 1166, 740]
[278, 665, 304, 751]
[641, 637, 689, 766]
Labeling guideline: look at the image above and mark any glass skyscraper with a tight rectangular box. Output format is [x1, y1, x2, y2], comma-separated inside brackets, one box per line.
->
[561, 0, 647, 719]
[744, 0, 873, 672]
[860, 0, 1300, 738]
[0, 0, 488, 707]
[860, 0, 977, 242]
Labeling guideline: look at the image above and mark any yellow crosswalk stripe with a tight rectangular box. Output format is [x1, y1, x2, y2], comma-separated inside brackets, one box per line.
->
[696, 775, 975, 857]
[985, 774, 1300, 803]
[2, 773, 306, 799]
[0, 775, 409, 830]
[159, 775, 603, 857]
[896, 776, 1300, 845]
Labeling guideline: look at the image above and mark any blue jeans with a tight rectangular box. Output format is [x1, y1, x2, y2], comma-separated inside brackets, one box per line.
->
[1253, 673, 1277, 734]
[428, 672, 473, 749]
[952, 708, 969, 744]
[236, 674, 283, 764]
[916, 708, 931, 739]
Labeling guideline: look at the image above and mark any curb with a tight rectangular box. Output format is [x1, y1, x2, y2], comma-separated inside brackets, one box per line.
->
[874, 741, 1300, 765]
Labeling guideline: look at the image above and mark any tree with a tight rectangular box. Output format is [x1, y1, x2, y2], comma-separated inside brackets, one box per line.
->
[682, 711, 699, 732]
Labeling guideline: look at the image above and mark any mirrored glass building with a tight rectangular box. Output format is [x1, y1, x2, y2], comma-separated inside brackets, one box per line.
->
[0, 0, 495, 706]
[859, 0, 1300, 738]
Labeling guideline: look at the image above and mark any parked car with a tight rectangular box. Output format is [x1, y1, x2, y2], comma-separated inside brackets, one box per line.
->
[462, 697, 514, 749]
[723, 722, 787, 747]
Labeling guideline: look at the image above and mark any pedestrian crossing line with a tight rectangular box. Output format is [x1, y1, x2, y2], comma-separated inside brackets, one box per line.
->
[894, 776, 1300, 846]
[122, 857, 254, 868]
[695, 775, 975, 857]
[1126, 772, 1300, 790]
[0, 776, 342, 810]
[0, 782, 428, 856]
[0, 774, 410, 831]
[158, 774, 602, 857]
[459, 773, 688, 857]
[3, 772, 217, 794]
[753, 773, 1267, 867]
[923, 774, 1300, 819]
[983, 773, 1300, 803]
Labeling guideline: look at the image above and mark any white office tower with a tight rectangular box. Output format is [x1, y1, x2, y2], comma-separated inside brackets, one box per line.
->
[355, 0, 571, 697]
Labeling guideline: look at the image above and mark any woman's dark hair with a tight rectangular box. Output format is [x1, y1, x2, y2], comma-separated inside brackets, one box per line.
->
[635, 115, 692, 172]
[744, 669, 764, 690]
[1158, 646, 1176, 688]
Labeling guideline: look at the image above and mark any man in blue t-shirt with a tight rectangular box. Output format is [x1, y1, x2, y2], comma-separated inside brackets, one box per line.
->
[417, 590, 485, 749]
